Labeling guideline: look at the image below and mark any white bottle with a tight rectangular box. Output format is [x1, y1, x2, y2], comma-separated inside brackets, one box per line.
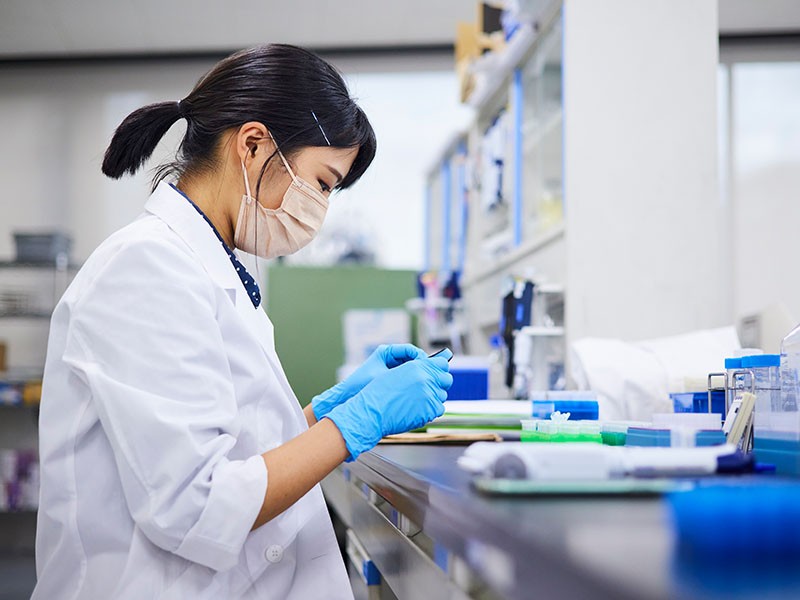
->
[779, 323, 800, 412]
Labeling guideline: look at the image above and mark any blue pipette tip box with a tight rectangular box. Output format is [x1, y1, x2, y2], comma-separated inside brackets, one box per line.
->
[669, 483, 800, 556]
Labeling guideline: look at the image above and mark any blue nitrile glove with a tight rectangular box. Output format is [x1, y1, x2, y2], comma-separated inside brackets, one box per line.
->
[311, 344, 428, 421]
[325, 354, 453, 461]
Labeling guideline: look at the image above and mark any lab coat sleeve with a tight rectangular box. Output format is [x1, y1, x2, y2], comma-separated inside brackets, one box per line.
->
[61, 237, 267, 572]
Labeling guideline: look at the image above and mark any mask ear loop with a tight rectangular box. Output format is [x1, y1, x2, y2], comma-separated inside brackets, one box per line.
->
[241, 160, 253, 201]
[241, 158, 262, 301]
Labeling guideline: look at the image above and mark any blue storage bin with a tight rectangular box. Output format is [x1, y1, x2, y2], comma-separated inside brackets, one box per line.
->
[447, 368, 489, 401]
[669, 483, 800, 556]
[626, 427, 726, 447]
[531, 399, 599, 420]
[671, 390, 726, 416]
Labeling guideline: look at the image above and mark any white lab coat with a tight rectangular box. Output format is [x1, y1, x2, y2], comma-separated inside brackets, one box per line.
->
[33, 182, 353, 599]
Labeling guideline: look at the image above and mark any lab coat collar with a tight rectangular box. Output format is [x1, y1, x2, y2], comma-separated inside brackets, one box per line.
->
[144, 181, 242, 300]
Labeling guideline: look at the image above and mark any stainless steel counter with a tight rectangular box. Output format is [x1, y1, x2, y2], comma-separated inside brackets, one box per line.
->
[322, 444, 800, 600]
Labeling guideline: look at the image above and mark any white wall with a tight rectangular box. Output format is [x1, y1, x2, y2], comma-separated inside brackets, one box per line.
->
[0, 59, 200, 260]
[0, 54, 470, 368]
[730, 62, 800, 327]
[564, 0, 727, 344]
[0, 56, 469, 269]
[288, 69, 473, 269]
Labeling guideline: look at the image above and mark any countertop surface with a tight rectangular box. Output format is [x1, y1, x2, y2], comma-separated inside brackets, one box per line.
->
[343, 444, 800, 600]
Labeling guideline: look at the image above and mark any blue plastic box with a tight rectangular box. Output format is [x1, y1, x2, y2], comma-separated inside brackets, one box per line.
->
[671, 391, 726, 416]
[531, 399, 599, 420]
[447, 367, 489, 401]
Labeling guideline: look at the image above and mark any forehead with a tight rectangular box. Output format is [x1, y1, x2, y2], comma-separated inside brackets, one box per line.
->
[295, 145, 358, 169]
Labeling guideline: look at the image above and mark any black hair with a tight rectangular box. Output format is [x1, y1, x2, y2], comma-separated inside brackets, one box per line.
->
[101, 44, 376, 193]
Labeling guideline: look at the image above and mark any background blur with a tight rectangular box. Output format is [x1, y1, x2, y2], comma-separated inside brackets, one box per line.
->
[0, 1, 799, 597]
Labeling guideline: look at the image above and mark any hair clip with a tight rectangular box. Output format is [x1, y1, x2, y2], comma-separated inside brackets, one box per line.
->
[311, 111, 331, 146]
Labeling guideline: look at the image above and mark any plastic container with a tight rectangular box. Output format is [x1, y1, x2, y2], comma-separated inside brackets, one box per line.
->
[753, 326, 800, 475]
[487, 335, 509, 399]
[725, 357, 745, 412]
[780, 324, 800, 415]
[519, 419, 602, 443]
[746, 355, 785, 469]
[530, 393, 599, 420]
[447, 356, 489, 401]
[625, 427, 726, 448]
[669, 483, 800, 557]
[671, 391, 726, 415]
[13, 232, 72, 263]
[742, 354, 781, 410]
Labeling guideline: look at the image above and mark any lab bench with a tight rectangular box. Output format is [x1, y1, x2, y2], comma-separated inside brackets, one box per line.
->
[321, 445, 800, 600]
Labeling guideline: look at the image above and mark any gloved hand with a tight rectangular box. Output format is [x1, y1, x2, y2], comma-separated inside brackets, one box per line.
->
[325, 353, 453, 461]
[311, 344, 428, 421]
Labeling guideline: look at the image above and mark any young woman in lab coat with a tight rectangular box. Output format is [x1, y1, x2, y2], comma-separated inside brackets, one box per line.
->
[33, 44, 452, 599]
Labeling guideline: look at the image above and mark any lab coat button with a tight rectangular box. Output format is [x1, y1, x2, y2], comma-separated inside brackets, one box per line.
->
[265, 544, 284, 563]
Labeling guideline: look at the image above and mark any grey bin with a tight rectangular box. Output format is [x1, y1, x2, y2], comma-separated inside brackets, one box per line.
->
[13, 232, 72, 264]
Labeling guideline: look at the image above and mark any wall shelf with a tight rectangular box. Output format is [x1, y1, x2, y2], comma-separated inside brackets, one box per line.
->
[0, 312, 51, 320]
[462, 223, 565, 288]
[0, 261, 79, 271]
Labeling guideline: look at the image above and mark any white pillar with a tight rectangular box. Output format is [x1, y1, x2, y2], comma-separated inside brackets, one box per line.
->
[564, 0, 727, 345]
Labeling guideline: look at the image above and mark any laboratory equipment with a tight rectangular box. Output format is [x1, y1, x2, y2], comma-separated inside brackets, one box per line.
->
[780, 323, 800, 413]
[725, 357, 745, 411]
[458, 441, 742, 480]
[513, 325, 565, 397]
[671, 391, 726, 415]
[625, 413, 725, 448]
[530, 391, 598, 420]
[725, 392, 756, 448]
[486, 334, 508, 398]
[428, 347, 454, 361]
[446, 356, 489, 400]
[670, 483, 800, 556]
[500, 277, 534, 390]
[752, 328, 800, 475]
[743, 354, 781, 411]
[408, 271, 465, 352]
[520, 419, 602, 443]
[600, 421, 652, 446]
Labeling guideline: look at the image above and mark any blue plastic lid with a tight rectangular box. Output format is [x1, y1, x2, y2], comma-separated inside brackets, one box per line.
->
[724, 357, 742, 369]
[741, 354, 780, 368]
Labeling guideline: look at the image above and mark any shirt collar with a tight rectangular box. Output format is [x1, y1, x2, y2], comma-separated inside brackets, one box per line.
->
[167, 183, 262, 308]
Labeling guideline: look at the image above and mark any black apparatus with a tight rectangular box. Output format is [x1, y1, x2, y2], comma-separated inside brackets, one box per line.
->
[500, 280, 535, 389]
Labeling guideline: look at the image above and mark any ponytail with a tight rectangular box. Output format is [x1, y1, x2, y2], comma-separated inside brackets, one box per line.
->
[101, 45, 377, 191]
[101, 101, 184, 179]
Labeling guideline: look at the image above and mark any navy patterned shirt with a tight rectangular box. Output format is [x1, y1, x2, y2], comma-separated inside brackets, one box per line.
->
[170, 184, 262, 308]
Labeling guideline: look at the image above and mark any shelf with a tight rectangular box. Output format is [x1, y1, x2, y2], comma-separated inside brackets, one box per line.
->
[466, 24, 537, 110]
[405, 297, 464, 312]
[477, 315, 500, 330]
[523, 108, 563, 154]
[462, 223, 566, 288]
[518, 326, 565, 337]
[479, 228, 515, 257]
[0, 312, 51, 320]
[0, 261, 79, 271]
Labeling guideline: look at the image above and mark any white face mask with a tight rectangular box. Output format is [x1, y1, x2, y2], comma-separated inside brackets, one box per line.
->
[233, 149, 329, 259]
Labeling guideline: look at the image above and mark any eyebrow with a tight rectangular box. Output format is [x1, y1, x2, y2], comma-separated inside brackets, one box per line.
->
[326, 165, 343, 186]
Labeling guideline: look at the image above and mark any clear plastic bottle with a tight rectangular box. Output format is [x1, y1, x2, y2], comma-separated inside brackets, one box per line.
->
[780, 324, 800, 413]
[488, 334, 509, 399]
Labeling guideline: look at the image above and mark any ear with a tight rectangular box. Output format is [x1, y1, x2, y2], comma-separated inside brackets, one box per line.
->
[235, 121, 270, 163]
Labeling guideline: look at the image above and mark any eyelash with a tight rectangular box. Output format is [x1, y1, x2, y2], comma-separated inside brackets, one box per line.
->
[318, 180, 331, 193]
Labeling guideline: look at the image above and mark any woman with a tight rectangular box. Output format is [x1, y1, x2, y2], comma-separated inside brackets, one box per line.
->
[33, 44, 452, 599]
